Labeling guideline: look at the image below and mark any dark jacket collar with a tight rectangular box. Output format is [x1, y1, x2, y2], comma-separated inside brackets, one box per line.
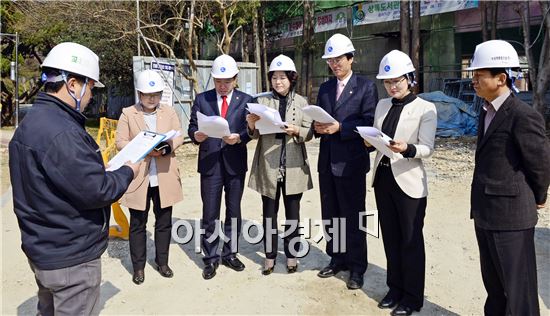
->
[35, 92, 87, 127]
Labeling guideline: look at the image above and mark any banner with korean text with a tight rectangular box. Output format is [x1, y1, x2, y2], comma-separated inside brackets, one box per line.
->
[353, 0, 478, 26]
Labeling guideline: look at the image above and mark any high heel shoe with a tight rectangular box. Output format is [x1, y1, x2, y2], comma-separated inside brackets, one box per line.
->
[286, 258, 298, 274]
[262, 259, 275, 275]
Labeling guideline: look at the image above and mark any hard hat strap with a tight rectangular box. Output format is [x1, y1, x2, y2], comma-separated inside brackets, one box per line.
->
[505, 68, 520, 93]
[405, 72, 417, 88]
[61, 71, 89, 111]
[42, 74, 64, 83]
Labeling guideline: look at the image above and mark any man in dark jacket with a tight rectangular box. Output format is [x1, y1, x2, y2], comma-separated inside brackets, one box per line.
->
[9, 42, 139, 316]
[188, 54, 253, 280]
[314, 33, 378, 290]
[468, 40, 550, 316]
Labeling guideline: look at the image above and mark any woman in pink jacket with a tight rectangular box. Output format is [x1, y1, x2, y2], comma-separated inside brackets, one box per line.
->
[115, 70, 184, 285]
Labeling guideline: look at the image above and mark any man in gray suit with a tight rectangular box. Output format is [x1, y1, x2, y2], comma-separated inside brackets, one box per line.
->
[468, 40, 550, 316]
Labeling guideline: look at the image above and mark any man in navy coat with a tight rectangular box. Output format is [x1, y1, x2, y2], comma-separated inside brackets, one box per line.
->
[188, 54, 253, 280]
[314, 34, 378, 290]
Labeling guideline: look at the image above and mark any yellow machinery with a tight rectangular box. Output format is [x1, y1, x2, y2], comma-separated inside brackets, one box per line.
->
[96, 117, 130, 240]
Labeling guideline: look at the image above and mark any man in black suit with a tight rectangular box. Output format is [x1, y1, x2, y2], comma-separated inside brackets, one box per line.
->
[188, 54, 253, 280]
[468, 40, 550, 316]
[314, 33, 378, 290]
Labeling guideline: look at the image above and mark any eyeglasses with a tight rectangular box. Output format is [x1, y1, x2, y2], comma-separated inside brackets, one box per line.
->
[383, 77, 406, 88]
[326, 55, 346, 65]
[141, 92, 162, 99]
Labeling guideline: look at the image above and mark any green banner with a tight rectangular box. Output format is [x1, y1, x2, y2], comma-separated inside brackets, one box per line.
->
[315, 0, 356, 11]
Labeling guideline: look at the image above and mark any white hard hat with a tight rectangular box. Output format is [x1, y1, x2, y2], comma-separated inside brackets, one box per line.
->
[466, 40, 520, 70]
[136, 69, 165, 93]
[211, 54, 239, 79]
[269, 54, 296, 72]
[322, 33, 355, 59]
[41, 42, 104, 87]
[376, 50, 416, 79]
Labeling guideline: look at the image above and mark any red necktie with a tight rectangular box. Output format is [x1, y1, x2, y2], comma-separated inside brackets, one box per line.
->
[221, 95, 228, 118]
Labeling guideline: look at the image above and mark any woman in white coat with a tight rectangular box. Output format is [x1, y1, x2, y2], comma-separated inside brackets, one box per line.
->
[368, 50, 437, 316]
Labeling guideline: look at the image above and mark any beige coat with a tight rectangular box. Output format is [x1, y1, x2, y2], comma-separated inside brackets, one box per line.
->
[248, 92, 313, 199]
[371, 97, 437, 199]
[115, 104, 184, 210]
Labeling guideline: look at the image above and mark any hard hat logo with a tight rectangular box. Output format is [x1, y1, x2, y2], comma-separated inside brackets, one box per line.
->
[71, 56, 80, 64]
[276, 61, 282, 66]
[384, 65, 391, 72]
[328, 46, 333, 52]
[220, 67, 226, 72]
[148, 81, 155, 87]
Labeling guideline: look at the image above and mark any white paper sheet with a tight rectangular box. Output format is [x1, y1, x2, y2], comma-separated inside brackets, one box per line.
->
[356, 126, 403, 160]
[163, 129, 182, 141]
[197, 112, 231, 138]
[302, 105, 337, 123]
[247, 103, 287, 135]
[106, 131, 166, 171]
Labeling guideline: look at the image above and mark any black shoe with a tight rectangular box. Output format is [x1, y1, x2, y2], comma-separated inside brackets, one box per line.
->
[346, 272, 364, 290]
[202, 262, 219, 280]
[262, 259, 276, 276]
[286, 258, 298, 274]
[286, 264, 298, 274]
[157, 265, 174, 278]
[222, 256, 245, 271]
[132, 269, 144, 285]
[391, 304, 420, 316]
[378, 293, 401, 309]
[317, 263, 348, 278]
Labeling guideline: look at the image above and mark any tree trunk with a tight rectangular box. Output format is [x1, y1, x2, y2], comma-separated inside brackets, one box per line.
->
[241, 27, 249, 62]
[515, 2, 537, 91]
[253, 9, 262, 92]
[260, 5, 269, 91]
[411, 0, 420, 93]
[221, 5, 231, 54]
[481, 1, 489, 41]
[400, 0, 410, 54]
[301, 0, 315, 100]
[534, 0, 550, 118]
[186, 0, 199, 94]
[490, 1, 498, 39]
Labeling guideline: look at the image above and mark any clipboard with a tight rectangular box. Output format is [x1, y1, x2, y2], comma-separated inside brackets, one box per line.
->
[106, 131, 166, 171]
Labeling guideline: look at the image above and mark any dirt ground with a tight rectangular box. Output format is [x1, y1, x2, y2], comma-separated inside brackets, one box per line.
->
[1, 129, 549, 315]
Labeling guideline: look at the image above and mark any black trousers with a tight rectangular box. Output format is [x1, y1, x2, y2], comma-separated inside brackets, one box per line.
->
[319, 172, 368, 274]
[475, 226, 539, 316]
[374, 165, 426, 310]
[129, 186, 173, 271]
[261, 181, 303, 259]
[200, 162, 245, 264]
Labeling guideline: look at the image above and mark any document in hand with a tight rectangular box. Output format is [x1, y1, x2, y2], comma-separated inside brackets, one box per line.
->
[106, 131, 166, 171]
[162, 129, 182, 141]
[356, 126, 403, 160]
[197, 112, 231, 138]
[302, 105, 336, 123]
[246, 103, 286, 135]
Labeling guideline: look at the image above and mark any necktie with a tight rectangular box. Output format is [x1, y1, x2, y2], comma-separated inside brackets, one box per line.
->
[336, 82, 344, 101]
[221, 95, 228, 118]
[484, 103, 496, 134]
